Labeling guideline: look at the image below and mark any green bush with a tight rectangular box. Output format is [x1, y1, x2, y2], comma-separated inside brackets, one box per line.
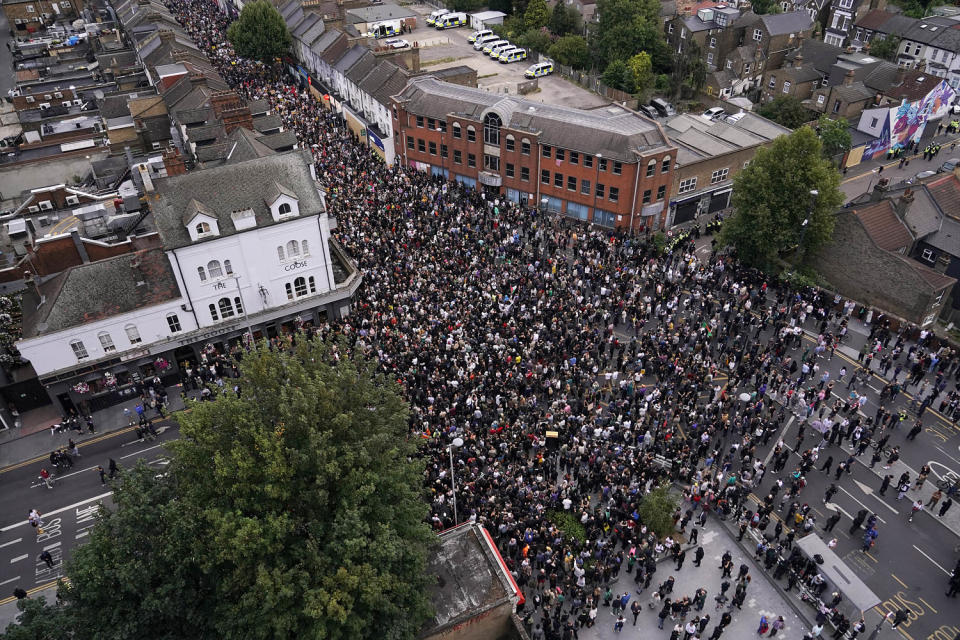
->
[638, 485, 679, 539]
[548, 509, 587, 542]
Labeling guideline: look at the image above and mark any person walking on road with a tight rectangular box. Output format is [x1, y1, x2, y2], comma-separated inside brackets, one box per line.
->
[38, 550, 54, 569]
[38, 467, 53, 489]
[879, 475, 892, 496]
[824, 513, 841, 532]
[108, 458, 119, 479]
[908, 500, 924, 522]
[96, 465, 106, 484]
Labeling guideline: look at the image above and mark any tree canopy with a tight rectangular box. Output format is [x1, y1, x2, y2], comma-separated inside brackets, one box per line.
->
[524, 0, 551, 31]
[548, 35, 590, 69]
[866, 35, 900, 61]
[6, 338, 435, 640]
[589, 0, 669, 72]
[720, 126, 844, 268]
[226, 0, 292, 62]
[818, 116, 852, 160]
[757, 95, 813, 129]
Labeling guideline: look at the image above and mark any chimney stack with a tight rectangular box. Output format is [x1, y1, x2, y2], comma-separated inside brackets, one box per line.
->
[844, 69, 856, 86]
[894, 187, 915, 219]
[163, 147, 187, 176]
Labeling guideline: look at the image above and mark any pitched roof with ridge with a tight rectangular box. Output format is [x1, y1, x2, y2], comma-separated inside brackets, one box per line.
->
[926, 173, 960, 218]
[853, 200, 914, 251]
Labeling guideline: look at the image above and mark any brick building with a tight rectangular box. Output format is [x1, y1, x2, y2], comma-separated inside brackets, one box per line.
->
[392, 77, 676, 231]
[2, 0, 82, 32]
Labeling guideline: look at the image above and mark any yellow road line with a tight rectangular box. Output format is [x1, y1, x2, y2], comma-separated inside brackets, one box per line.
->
[891, 574, 908, 589]
[918, 596, 937, 614]
[48, 215, 79, 236]
[0, 578, 67, 606]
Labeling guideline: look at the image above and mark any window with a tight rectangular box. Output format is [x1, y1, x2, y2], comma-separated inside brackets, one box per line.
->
[483, 113, 501, 145]
[506, 135, 515, 152]
[542, 145, 552, 158]
[416, 115, 424, 128]
[599, 158, 608, 172]
[218, 297, 235, 318]
[417, 139, 426, 153]
[224, 260, 233, 275]
[768, 76, 776, 88]
[782, 80, 791, 93]
[711, 168, 729, 184]
[301, 240, 309, 256]
[234, 296, 244, 314]
[596, 183, 605, 199]
[609, 186, 619, 202]
[198, 266, 207, 281]
[870, 117, 879, 128]
[542, 169, 550, 184]
[70, 340, 88, 360]
[570, 151, 579, 165]
[521, 139, 531, 155]
[613, 161, 622, 175]
[285, 240, 300, 258]
[278, 203, 292, 216]
[678, 177, 697, 194]
[196, 222, 211, 235]
[467, 126, 476, 143]
[484, 155, 499, 171]
[207, 260, 223, 278]
[922, 248, 934, 261]
[753, 28, 762, 41]
[581, 179, 591, 195]
[681, 27, 686, 39]
[657, 185, 666, 201]
[567, 175, 577, 191]
[453, 122, 462, 139]
[285, 283, 294, 300]
[438, 121, 447, 133]
[125, 325, 141, 344]
[642, 189, 652, 204]
[521, 166, 530, 181]
[556, 149, 565, 162]
[308, 276, 316, 293]
[407, 136, 414, 150]
[209, 304, 219, 321]
[294, 277, 308, 297]
[709, 37, 716, 48]
[166, 314, 182, 333]
[454, 150, 462, 164]
[506, 163, 515, 178]
[468, 153, 476, 168]
[707, 53, 714, 65]
[584, 154, 593, 169]
[646, 160, 656, 177]
[726, 59, 733, 70]
[833, 100, 841, 114]
[744, 63, 752, 75]
[668, 22, 674, 34]
[554, 172, 563, 188]
[662, 155, 671, 173]
[429, 141, 437, 155]
[441, 144, 448, 158]
[427, 117, 435, 130]
[817, 94, 825, 105]
[99, 332, 116, 353]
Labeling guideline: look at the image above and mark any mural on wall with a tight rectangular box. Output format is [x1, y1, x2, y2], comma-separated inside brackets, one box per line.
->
[863, 80, 956, 161]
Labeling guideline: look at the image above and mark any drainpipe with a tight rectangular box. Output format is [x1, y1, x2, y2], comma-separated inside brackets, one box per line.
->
[171, 248, 200, 329]
[629, 155, 641, 233]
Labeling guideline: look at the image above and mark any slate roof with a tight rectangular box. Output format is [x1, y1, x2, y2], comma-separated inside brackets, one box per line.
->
[334, 45, 367, 74]
[895, 253, 956, 290]
[345, 51, 378, 84]
[152, 149, 325, 250]
[832, 81, 876, 102]
[258, 130, 298, 150]
[786, 39, 845, 74]
[195, 127, 279, 166]
[395, 77, 671, 162]
[21, 249, 181, 339]
[370, 65, 411, 107]
[927, 173, 960, 219]
[856, 8, 897, 31]
[252, 114, 283, 133]
[760, 10, 814, 35]
[924, 216, 960, 256]
[854, 200, 914, 251]
[176, 107, 213, 125]
[780, 64, 823, 83]
[886, 69, 945, 101]
[247, 99, 270, 117]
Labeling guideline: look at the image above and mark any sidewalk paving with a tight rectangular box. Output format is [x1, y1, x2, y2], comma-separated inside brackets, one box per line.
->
[0, 586, 57, 632]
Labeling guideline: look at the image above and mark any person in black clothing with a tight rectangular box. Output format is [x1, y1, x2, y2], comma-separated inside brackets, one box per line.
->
[879, 475, 893, 496]
[849, 509, 867, 534]
[694, 546, 705, 567]
[824, 513, 841, 532]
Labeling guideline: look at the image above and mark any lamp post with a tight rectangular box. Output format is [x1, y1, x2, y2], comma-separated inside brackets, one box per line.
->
[591, 153, 602, 223]
[436, 126, 445, 179]
[448, 436, 463, 525]
[798, 189, 819, 262]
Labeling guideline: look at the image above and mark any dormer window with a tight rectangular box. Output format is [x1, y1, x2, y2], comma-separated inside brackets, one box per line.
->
[265, 182, 300, 221]
[279, 203, 292, 216]
[196, 222, 211, 235]
[184, 199, 219, 241]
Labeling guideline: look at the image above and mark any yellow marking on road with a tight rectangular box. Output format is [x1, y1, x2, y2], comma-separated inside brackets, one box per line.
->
[918, 597, 938, 614]
[864, 551, 878, 563]
[0, 578, 68, 606]
[48, 215, 79, 235]
[892, 574, 909, 589]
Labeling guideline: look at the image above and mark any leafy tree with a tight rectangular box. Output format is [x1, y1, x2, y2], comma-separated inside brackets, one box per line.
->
[757, 95, 813, 129]
[548, 35, 590, 69]
[749, 0, 782, 13]
[1, 597, 71, 639]
[524, 0, 551, 30]
[627, 51, 653, 95]
[670, 40, 707, 100]
[27, 338, 435, 640]
[818, 116, 852, 160]
[448, 0, 484, 10]
[489, 0, 512, 12]
[549, 2, 581, 36]
[720, 126, 844, 268]
[638, 486, 679, 539]
[226, 0, 291, 62]
[602, 59, 635, 93]
[867, 35, 901, 61]
[589, 0, 669, 72]
[518, 27, 553, 53]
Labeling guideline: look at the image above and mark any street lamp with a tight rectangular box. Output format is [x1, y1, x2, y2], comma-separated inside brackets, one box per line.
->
[591, 153, 602, 223]
[436, 126, 445, 179]
[798, 189, 819, 262]
[448, 436, 463, 525]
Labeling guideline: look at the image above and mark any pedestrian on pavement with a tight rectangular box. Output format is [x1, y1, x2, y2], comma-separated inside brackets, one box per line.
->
[820, 456, 834, 475]
[613, 615, 624, 633]
[824, 484, 838, 502]
[676, 549, 686, 571]
[68, 439, 80, 458]
[891, 609, 910, 628]
[38, 468, 53, 489]
[928, 489, 943, 509]
[757, 615, 769, 635]
[694, 546, 705, 567]
[896, 481, 911, 501]
[939, 497, 953, 516]
[631, 600, 642, 625]
[38, 550, 54, 569]
[689, 526, 699, 545]
[824, 513, 841, 532]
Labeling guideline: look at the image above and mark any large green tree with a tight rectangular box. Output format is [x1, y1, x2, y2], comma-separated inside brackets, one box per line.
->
[818, 116, 852, 160]
[720, 126, 844, 268]
[757, 95, 813, 129]
[589, 0, 669, 72]
[548, 35, 590, 69]
[549, 1, 581, 36]
[524, 0, 551, 30]
[226, 0, 292, 62]
[11, 338, 435, 640]
[670, 40, 707, 100]
[866, 35, 900, 61]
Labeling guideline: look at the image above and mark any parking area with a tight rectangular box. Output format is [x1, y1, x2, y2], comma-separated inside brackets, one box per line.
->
[402, 6, 608, 110]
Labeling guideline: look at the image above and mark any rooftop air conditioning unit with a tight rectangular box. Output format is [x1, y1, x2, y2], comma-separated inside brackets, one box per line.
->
[73, 99, 82, 106]
[62, 101, 71, 108]
[25, 96, 34, 103]
[28, 206, 40, 213]
[65, 195, 80, 205]
[39, 103, 50, 110]
[54, 91, 63, 98]
[38, 200, 53, 211]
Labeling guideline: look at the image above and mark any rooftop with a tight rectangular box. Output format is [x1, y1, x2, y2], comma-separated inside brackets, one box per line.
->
[344, 3, 416, 23]
[663, 112, 791, 164]
[853, 200, 914, 251]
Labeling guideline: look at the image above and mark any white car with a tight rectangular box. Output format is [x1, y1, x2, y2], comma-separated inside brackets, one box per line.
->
[383, 38, 410, 49]
[702, 107, 726, 120]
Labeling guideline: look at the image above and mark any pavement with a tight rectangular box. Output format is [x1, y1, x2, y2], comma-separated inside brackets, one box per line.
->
[0, 14, 14, 100]
[0, 585, 57, 631]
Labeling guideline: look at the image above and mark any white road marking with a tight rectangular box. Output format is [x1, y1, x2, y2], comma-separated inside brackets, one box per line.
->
[10, 554, 27, 563]
[824, 502, 853, 519]
[29, 462, 102, 488]
[42, 542, 61, 551]
[0, 538, 22, 549]
[0, 576, 20, 586]
[838, 486, 891, 521]
[0, 492, 113, 532]
[935, 446, 960, 467]
[912, 545, 951, 575]
[75, 531, 89, 540]
[120, 443, 165, 459]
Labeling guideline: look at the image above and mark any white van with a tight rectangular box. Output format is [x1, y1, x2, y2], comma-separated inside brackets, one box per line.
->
[436, 12, 467, 29]
[469, 29, 492, 43]
[426, 8, 449, 26]
[473, 34, 499, 50]
[488, 41, 514, 58]
[524, 61, 553, 78]
[499, 48, 527, 63]
[483, 39, 510, 55]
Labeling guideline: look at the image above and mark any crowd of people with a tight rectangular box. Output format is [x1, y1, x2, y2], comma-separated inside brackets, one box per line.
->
[151, 1, 960, 638]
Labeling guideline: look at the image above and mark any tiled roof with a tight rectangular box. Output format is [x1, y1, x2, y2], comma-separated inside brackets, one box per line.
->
[927, 173, 960, 219]
[854, 200, 914, 251]
[855, 8, 896, 31]
[895, 254, 956, 290]
[885, 69, 945, 102]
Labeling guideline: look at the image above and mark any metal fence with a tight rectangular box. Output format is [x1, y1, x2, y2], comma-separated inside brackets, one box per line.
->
[553, 63, 639, 108]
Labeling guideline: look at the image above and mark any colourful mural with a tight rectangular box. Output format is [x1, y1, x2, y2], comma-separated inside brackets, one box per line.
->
[862, 79, 956, 161]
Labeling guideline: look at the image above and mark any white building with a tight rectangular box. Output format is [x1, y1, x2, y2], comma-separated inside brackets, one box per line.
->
[17, 149, 360, 414]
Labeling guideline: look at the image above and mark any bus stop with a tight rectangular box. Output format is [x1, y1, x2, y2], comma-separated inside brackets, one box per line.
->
[796, 534, 881, 615]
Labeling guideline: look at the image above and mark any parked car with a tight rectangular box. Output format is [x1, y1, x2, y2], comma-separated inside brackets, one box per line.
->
[498, 48, 527, 63]
[702, 107, 726, 120]
[382, 38, 410, 49]
[724, 112, 746, 124]
[524, 61, 554, 78]
[638, 104, 659, 119]
[939, 157, 960, 173]
[650, 98, 676, 118]
[469, 29, 493, 43]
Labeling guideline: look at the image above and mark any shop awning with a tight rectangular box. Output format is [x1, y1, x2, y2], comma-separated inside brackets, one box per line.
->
[796, 534, 881, 612]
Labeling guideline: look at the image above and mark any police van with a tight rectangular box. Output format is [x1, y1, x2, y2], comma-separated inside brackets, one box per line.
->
[488, 41, 514, 58]
[473, 33, 499, 50]
[425, 8, 449, 26]
[436, 12, 467, 29]
[468, 29, 493, 43]
[483, 39, 510, 55]
[499, 48, 528, 63]
[524, 61, 553, 77]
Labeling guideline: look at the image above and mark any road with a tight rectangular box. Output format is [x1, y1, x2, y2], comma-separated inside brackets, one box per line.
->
[840, 141, 960, 203]
[0, 422, 179, 603]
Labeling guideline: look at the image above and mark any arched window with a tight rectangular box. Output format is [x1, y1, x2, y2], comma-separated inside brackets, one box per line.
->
[218, 297, 235, 318]
[285, 283, 294, 300]
[286, 240, 300, 257]
[223, 260, 233, 275]
[277, 246, 285, 261]
[661, 155, 672, 173]
[197, 266, 207, 282]
[646, 159, 657, 178]
[466, 125, 476, 143]
[196, 222, 210, 235]
[301, 240, 310, 256]
[209, 303, 219, 321]
[483, 112, 502, 145]
[125, 324, 141, 344]
[234, 296, 244, 314]
[278, 202, 292, 216]
[98, 331, 116, 353]
[294, 277, 308, 297]
[308, 276, 316, 293]
[207, 260, 223, 279]
[505, 134, 515, 151]
[452, 122, 462, 139]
